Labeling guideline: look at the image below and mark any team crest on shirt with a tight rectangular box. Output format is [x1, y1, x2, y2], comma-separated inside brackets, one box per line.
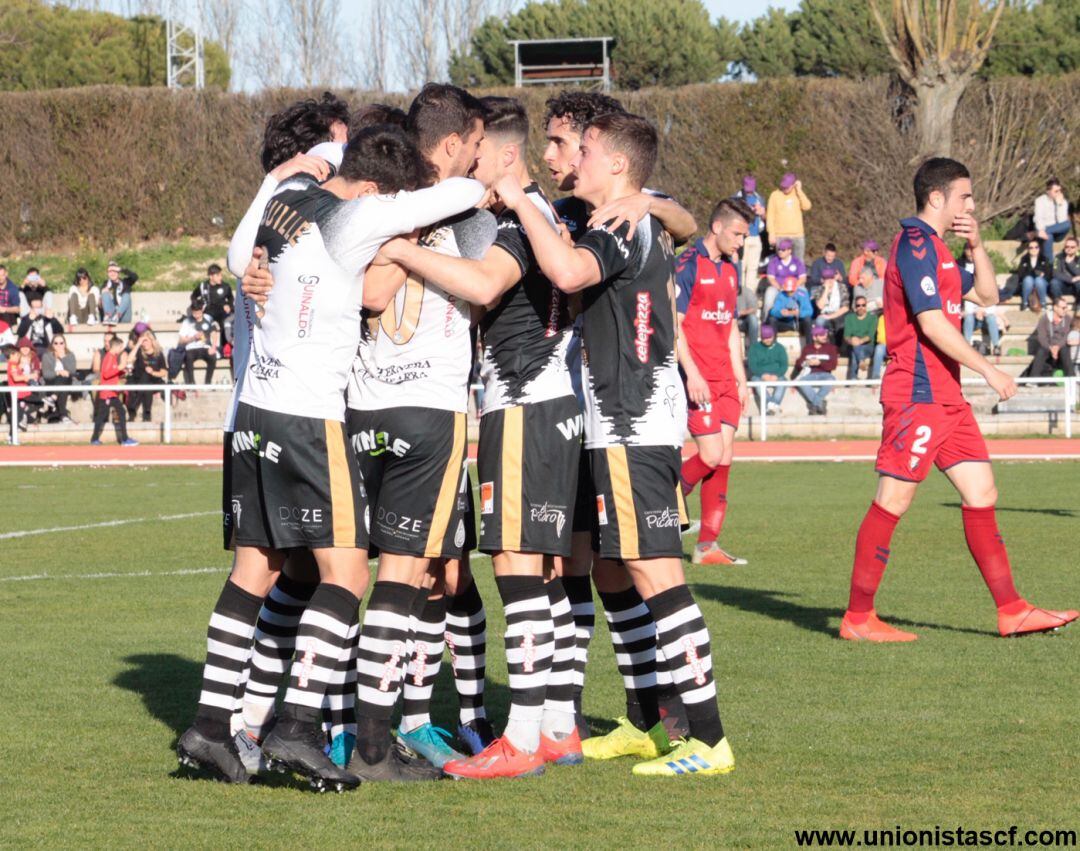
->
[480, 482, 494, 514]
[909, 456, 920, 471]
[920, 276, 936, 296]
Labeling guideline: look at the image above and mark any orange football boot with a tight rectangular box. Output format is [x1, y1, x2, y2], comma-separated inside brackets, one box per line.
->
[839, 610, 918, 642]
[998, 603, 1078, 637]
[537, 729, 584, 766]
[692, 544, 747, 566]
[442, 737, 545, 780]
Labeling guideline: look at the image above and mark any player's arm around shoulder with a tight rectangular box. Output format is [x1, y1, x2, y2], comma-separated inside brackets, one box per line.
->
[379, 238, 521, 308]
[494, 174, 600, 294]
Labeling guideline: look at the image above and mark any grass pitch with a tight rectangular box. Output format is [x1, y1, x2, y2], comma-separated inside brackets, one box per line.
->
[1, 461, 1076, 849]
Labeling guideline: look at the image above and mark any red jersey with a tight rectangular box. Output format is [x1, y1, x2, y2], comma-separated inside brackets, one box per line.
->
[675, 238, 738, 381]
[99, 351, 124, 400]
[880, 217, 974, 406]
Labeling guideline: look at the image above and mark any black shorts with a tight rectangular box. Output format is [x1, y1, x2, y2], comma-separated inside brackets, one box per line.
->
[589, 444, 688, 561]
[477, 396, 580, 557]
[222, 430, 233, 550]
[225, 403, 368, 551]
[572, 446, 594, 535]
[347, 406, 469, 560]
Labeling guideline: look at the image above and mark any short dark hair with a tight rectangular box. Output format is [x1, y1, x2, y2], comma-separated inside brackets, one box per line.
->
[351, 103, 407, 134]
[478, 96, 528, 145]
[406, 83, 486, 157]
[585, 112, 658, 190]
[26, 266, 39, 275]
[207, 263, 222, 276]
[260, 93, 349, 173]
[191, 297, 206, 311]
[913, 157, 970, 210]
[824, 242, 837, 252]
[340, 124, 434, 193]
[710, 197, 754, 227]
[1046, 177, 1062, 190]
[544, 91, 625, 134]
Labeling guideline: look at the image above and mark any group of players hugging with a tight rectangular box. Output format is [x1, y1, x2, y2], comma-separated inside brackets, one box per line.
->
[176, 82, 1074, 792]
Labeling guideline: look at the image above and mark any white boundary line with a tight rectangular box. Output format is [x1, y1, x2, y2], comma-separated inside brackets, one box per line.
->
[1, 566, 225, 583]
[0, 511, 217, 541]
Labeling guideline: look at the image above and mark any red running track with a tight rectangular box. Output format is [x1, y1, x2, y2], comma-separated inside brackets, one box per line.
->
[2, 439, 1079, 467]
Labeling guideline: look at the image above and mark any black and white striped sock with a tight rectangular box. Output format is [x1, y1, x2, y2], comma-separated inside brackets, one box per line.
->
[354, 581, 415, 763]
[648, 585, 724, 747]
[541, 577, 577, 739]
[322, 608, 359, 745]
[496, 575, 554, 753]
[401, 594, 446, 733]
[597, 586, 660, 732]
[562, 575, 594, 711]
[445, 578, 487, 724]
[195, 580, 263, 740]
[240, 574, 317, 740]
[281, 583, 360, 724]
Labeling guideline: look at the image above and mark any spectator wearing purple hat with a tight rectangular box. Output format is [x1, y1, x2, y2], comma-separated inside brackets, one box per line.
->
[767, 172, 811, 261]
[808, 242, 846, 288]
[733, 174, 766, 287]
[811, 267, 849, 343]
[793, 324, 838, 415]
[847, 239, 886, 288]
[763, 238, 807, 315]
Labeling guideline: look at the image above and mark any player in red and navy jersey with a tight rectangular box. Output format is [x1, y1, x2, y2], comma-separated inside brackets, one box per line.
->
[840, 158, 1077, 642]
[675, 198, 753, 566]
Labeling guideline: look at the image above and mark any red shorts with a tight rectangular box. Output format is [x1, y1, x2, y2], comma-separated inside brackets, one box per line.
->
[875, 402, 989, 482]
[687, 379, 740, 436]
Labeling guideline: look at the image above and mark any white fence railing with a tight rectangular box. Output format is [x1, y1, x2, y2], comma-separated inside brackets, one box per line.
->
[5, 375, 1078, 446]
[751, 375, 1078, 441]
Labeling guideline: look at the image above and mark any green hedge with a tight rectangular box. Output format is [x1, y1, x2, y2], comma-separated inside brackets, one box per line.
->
[1, 75, 1076, 257]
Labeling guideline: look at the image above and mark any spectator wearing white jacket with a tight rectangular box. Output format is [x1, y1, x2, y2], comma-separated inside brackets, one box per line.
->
[1033, 178, 1071, 266]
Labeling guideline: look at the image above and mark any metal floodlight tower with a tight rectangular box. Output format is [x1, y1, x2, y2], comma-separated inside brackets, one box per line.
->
[166, 1, 204, 90]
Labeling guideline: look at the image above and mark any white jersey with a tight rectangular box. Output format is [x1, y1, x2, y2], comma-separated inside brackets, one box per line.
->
[227, 176, 484, 422]
[348, 208, 497, 413]
[224, 143, 346, 430]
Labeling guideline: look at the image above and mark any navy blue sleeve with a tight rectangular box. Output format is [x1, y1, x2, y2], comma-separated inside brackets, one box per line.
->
[674, 252, 696, 314]
[896, 234, 942, 314]
[959, 266, 975, 295]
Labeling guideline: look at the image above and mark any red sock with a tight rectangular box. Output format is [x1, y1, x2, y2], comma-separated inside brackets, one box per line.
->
[681, 453, 715, 490]
[698, 464, 731, 545]
[961, 505, 1022, 610]
[846, 502, 901, 617]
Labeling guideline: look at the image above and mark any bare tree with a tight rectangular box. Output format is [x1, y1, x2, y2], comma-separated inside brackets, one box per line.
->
[870, 0, 1006, 162]
[198, 0, 245, 84]
[396, 0, 441, 89]
[352, 0, 391, 92]
[279, 0, 344, 88]
[440, 0, 515, 76]
[243, 0, 291, 90]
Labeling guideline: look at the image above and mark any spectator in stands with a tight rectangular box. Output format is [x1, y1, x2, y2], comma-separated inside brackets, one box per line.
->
[847, 240, 887, 290]
[793, 324, 838, 415]
[1050, 236, 1080, 300]
[16, 297, 64, 356]
[126, 330, 167, 422]
[179, 298, 219, 385]
[852, 263, 885, 314]
[41, 334, 77, 424]
[733, 175, 766, 286]
[1034, 178, 1071, 266]
[0, 265, 20, 323]
[90, 335, 136, 446]
[766, 173, 811, 260]
[20, 268, 53, 316]
[1068, 317, 1080, 370]
[0, 316, 14, 360]
[963, 300, 1005, 357]
[1029, 296, 1075, 377]
[1017, 237, 1053, 311]
[843, 296, 877, 379]
[870, 313, 888, 379]
[101, 261, 138, 324]
[66, 268, 101, 327]
[91, 330, 116, 378]
[748, 325, 788, 414]
[768, 276, 814, 346]
[808, 242, 846, 289]
[737, 279, 760, 345]
[8, 338, 42, 429]
[763, 238, 807, 314]
[812, 268, 849, 342]
[191, 263, 234, 337]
